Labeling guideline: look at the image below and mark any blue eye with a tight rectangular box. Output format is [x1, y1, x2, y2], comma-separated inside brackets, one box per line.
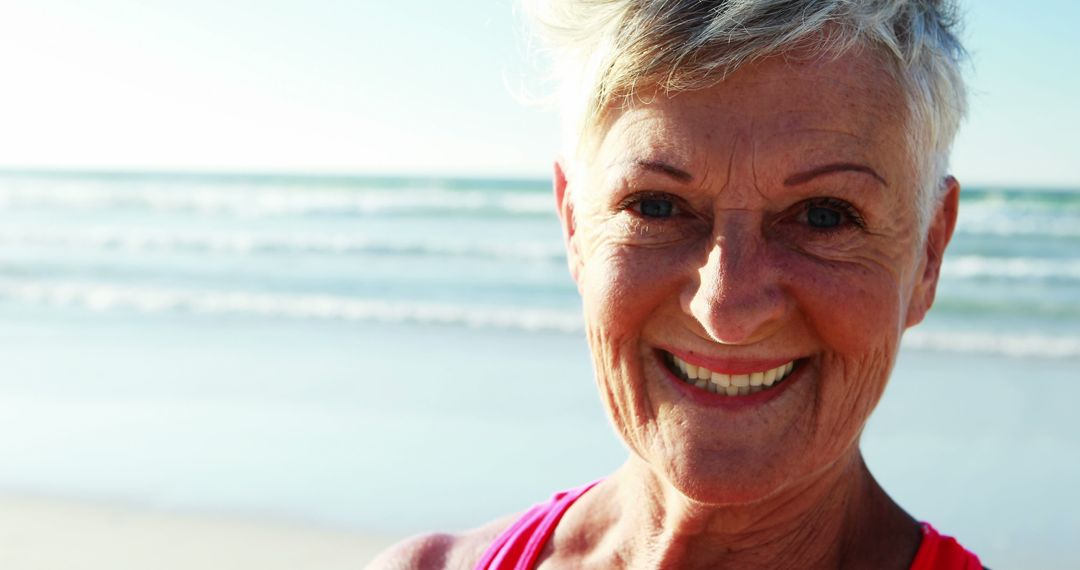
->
[638, 198, 674, 218]
[618, 192, 681, 219]
[801, 198, 864, 231]
[807, 205, 842, 228]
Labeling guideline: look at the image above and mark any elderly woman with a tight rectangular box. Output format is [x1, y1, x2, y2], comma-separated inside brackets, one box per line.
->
[373, 0, 983, 568]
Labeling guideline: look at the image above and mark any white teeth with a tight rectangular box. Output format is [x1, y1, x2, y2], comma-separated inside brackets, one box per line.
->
[669, 353, 798, 397]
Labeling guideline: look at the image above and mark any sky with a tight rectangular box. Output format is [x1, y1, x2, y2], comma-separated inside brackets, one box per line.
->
[0, 0, 1076, 187]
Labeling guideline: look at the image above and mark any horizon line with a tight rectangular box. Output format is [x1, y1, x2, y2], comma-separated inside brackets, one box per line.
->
[0, 166, 553, 186]
[0, 166, 1075, 192]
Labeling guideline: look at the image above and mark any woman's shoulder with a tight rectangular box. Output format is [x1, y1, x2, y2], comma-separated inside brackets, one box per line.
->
[364, 513, 521, 570]
[910, 523, 985, 570]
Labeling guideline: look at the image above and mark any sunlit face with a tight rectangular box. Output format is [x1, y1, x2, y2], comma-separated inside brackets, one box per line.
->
[556, 49, 955, 504]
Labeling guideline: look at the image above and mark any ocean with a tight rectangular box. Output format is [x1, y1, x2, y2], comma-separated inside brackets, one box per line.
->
[0, 171, 1077, 568]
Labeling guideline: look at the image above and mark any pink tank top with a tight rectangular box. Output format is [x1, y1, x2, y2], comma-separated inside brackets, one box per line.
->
[475, 482, 984, 570]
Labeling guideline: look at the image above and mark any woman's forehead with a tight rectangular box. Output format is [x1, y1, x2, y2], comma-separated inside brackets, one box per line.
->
[590, 50, 912, 182]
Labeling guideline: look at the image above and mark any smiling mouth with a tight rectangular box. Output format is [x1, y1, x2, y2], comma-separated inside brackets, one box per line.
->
[662, 351, 802, 396]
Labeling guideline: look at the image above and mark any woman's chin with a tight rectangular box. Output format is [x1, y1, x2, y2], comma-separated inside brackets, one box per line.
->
[627, 441, 802, 507]
[661, 461, 796, 507]
[638, 433, 860, 509]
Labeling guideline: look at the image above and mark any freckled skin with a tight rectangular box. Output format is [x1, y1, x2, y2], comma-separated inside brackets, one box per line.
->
[546, 48, 961, 569]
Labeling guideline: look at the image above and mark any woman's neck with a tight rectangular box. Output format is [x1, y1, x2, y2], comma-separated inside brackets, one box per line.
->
[547, 451, 919, 570]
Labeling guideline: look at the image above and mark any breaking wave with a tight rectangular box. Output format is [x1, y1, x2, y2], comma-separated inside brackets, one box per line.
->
[0, 280, 583, 334]
[0, 226, 566, 261]
[902, 330, 1080, 359]
[0, 184, 552, 217]
[3, 279, 1079, 358]
[943, 255, 1080, 281]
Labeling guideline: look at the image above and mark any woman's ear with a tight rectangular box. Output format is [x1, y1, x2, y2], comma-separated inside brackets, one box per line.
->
[905, 176, 961, 328]
[553, 160, 583, 288]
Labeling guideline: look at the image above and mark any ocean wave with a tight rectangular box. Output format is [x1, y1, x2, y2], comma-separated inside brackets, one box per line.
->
[902, 330, 1080, 359]
[943, 255, 1080, 281]
[955, 218, 1080, 238]
[0, 280, 584, 333]
[962, 188, 1080, 209]
[956, 198, 1080, 238]
[0, 227, 567, 262]
[2, 279, 1078, 358]
[0, 185, 553, 217]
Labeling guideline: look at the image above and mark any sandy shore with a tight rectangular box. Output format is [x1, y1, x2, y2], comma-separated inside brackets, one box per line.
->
[0, 496, 400, 569]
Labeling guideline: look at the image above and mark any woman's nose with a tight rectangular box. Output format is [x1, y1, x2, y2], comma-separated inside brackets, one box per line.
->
[681, 218, 789, 345]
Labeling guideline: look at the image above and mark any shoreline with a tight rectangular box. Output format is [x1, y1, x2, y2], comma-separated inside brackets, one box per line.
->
[0, 495, 400, 570]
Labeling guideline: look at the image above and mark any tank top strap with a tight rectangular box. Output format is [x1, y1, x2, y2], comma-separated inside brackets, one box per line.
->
[909, 522, 984, 570]
[478, 487, 982, 569]
[474, 479, 602, 570]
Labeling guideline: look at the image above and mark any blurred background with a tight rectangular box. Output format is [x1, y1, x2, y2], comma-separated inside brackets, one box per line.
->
[0, 1, 1077, 568]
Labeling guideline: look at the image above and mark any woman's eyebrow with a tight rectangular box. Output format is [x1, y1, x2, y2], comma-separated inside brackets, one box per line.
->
[631, 159, 695, 183]
[783, 163, 888, 187]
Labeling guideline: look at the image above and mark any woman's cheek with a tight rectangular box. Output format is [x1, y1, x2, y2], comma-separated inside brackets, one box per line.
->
[775, 236, 904, 350]
[785, 254, 906, 440]
[818, 346, 895, 444]
[578, 236, 691, 451]
[575, 239, 641, 433]
[580, 233, 687, 332]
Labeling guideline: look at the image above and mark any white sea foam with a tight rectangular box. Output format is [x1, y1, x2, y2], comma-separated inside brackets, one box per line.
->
[0, 280, 584, 334]
[903, 330, 1080, 359]
[944, 255, 1080, 281]
[13, 227, 1080, 279]
[0, 184, 552, 217]
[2, 279, 1078, 358]
[955, 219, 1080, 238]
[957, 203, 1080, 238]
[0, 226, 566, 261]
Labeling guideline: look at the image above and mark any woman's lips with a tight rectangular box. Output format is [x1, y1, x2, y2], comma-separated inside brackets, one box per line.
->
[662, 348, 797, 376]
[660, 349, 802, 396]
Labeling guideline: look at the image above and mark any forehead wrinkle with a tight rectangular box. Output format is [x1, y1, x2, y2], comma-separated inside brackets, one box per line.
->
[712, 124, 770, 204]
[697, 160, 716, 195]
[749, 117, 770, 203]
[767, 126, 880, 145]
[592, 56, 910, 198]
[602, 112, 697, 169]
[719, 132, 737, 195]
[759, 126, 888, 180]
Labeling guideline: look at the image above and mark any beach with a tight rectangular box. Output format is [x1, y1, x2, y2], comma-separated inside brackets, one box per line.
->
[0, 172, 1077, 568]
[3, 314, 1077, 569]
[0, 495, 397, 569]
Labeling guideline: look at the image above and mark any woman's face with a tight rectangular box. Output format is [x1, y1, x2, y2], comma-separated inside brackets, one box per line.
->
[557, 49, 957, 504]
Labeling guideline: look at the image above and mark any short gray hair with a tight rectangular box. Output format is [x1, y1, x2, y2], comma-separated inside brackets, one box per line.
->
[525, 0, 968, 227]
